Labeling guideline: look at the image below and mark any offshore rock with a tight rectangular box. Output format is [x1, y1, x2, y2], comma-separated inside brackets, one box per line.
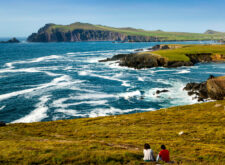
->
[0, 37, 20, 43]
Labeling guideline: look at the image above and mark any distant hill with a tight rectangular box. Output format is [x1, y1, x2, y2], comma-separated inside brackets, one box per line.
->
[204, 29, 225, 34]
[27, 22, 225, 42]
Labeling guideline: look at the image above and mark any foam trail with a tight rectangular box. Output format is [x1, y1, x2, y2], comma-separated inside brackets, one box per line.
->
[0, 75, 76, 101]
[4, 55, 61, 69]
[12, 95, 51, 123]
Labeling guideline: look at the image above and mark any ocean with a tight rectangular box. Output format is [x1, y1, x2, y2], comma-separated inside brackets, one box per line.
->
[0, 40, 224, 123]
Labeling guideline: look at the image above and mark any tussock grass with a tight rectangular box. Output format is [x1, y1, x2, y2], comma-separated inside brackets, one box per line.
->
[0, 100, 225, 164]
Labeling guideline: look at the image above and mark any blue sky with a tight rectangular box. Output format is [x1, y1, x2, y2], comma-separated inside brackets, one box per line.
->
[0, 0, 225, 37]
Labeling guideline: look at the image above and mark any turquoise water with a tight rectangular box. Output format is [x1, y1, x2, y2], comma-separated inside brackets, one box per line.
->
[0, 40, 224, 123]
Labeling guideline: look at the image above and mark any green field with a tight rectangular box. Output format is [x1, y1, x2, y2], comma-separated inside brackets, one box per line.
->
[45, 22, 225, 41]
[138, 44, 225, 61]
[0, 100, 225, 165]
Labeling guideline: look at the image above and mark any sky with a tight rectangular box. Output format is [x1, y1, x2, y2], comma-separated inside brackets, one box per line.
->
[0, 0, 225, 37]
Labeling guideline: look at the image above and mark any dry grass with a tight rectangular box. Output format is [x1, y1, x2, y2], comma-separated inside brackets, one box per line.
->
[0, 100, 225, 164]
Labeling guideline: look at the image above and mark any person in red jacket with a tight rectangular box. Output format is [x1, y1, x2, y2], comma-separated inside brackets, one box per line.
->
[156, 145, 170, 162]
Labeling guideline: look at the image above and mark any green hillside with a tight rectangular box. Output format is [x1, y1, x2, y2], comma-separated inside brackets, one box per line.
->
[45, 22, 225, 41]
[0, 100, 225, 164]
[149, 44, 225, 61]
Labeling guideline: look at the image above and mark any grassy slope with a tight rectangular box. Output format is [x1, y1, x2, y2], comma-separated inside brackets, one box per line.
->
[138, 44, 225, 61]
[0, 101, 225, 165]
[45, 22, 225, 41]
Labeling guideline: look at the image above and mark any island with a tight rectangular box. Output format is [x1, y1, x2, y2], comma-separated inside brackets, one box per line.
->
[0, 37, 20, 43]
[27, 22, 225, 42]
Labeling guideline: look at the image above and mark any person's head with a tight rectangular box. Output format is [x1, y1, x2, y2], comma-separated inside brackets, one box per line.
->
[161, 145, 166, 150]
[144, 143, 151, 149]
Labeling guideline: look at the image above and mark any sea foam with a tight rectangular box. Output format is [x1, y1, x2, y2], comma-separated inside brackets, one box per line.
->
[12, 95, 51, 123]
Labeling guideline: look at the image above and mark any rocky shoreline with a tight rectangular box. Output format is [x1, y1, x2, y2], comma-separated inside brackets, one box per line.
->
[184, 75, 225, 101]
[99, 44, 219, 69]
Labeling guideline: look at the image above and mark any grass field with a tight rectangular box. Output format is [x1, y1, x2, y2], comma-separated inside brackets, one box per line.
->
[45, 22, 225, 41]
[0, 100, 225, 165]
[137, 44, 225, 61]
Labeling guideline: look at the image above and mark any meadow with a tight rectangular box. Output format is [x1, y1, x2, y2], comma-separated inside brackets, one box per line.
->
[139, 44, 225, 61]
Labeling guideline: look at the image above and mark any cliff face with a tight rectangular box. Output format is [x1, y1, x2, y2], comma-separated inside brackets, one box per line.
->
[27, 24, 160, 42]
[28, 29, 130, 42]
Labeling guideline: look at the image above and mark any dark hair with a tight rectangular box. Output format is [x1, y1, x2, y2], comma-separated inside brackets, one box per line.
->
[161, 145, 166, 150]
[144, 143, 150, 149]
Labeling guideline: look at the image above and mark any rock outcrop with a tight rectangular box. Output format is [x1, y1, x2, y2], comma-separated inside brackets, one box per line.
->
[184, 76, 225, 101]
[0, 37, 20, 43]
[99, 44, 225, 69]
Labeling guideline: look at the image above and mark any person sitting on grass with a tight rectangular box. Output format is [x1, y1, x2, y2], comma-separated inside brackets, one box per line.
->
[156, 145, 170, 163]
[143, 143, 155, 162]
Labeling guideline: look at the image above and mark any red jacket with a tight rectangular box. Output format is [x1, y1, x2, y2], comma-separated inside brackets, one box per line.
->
[159, 149, 170, 162]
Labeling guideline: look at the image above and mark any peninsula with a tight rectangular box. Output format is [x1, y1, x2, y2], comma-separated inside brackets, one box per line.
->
[27, 22, 225, 42]
[100, 44, 225, 68]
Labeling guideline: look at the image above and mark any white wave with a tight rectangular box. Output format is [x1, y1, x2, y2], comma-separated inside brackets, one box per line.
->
[4, 55, 61, 69]
[88, 106, 155, 118]
[44, 71, 61, 76]
[177, 70, 190, 74]
[138, 77, 144, 81]
[55, 109, 78, 116]
[12, 95, 51, 123]
[154, 79, 171, 85]
[52, 98, 108, 109]
[89, 107, 129, 117]
[119, 90, 141, 100]
[75, 93, 116, 100]
[149, 69, 174, 74]
[78, 70, 90, 76]
[0, 106, 5, 111]
[79, 70, 130, 87]
[0, 68, 40, 73]
[0, 75, 84, 101]
[87, 57, 104, 63]
[114, 72, 123, 78]
[66, 52, 75, 55]
[145, 80, 198, 105]
[106, 61, 135, 70]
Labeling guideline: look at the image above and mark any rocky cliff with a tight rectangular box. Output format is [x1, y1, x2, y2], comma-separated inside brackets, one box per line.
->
[184, 76, 225, 101]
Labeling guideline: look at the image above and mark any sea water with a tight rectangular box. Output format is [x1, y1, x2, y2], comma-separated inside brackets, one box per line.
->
[0, 40, 224, 123]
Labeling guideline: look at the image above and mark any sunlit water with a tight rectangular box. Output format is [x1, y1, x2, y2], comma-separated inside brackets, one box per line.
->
[0, 40, 224, 123]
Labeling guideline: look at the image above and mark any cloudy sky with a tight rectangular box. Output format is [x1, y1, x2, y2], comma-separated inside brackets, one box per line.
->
[0, 0, 225, 37]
